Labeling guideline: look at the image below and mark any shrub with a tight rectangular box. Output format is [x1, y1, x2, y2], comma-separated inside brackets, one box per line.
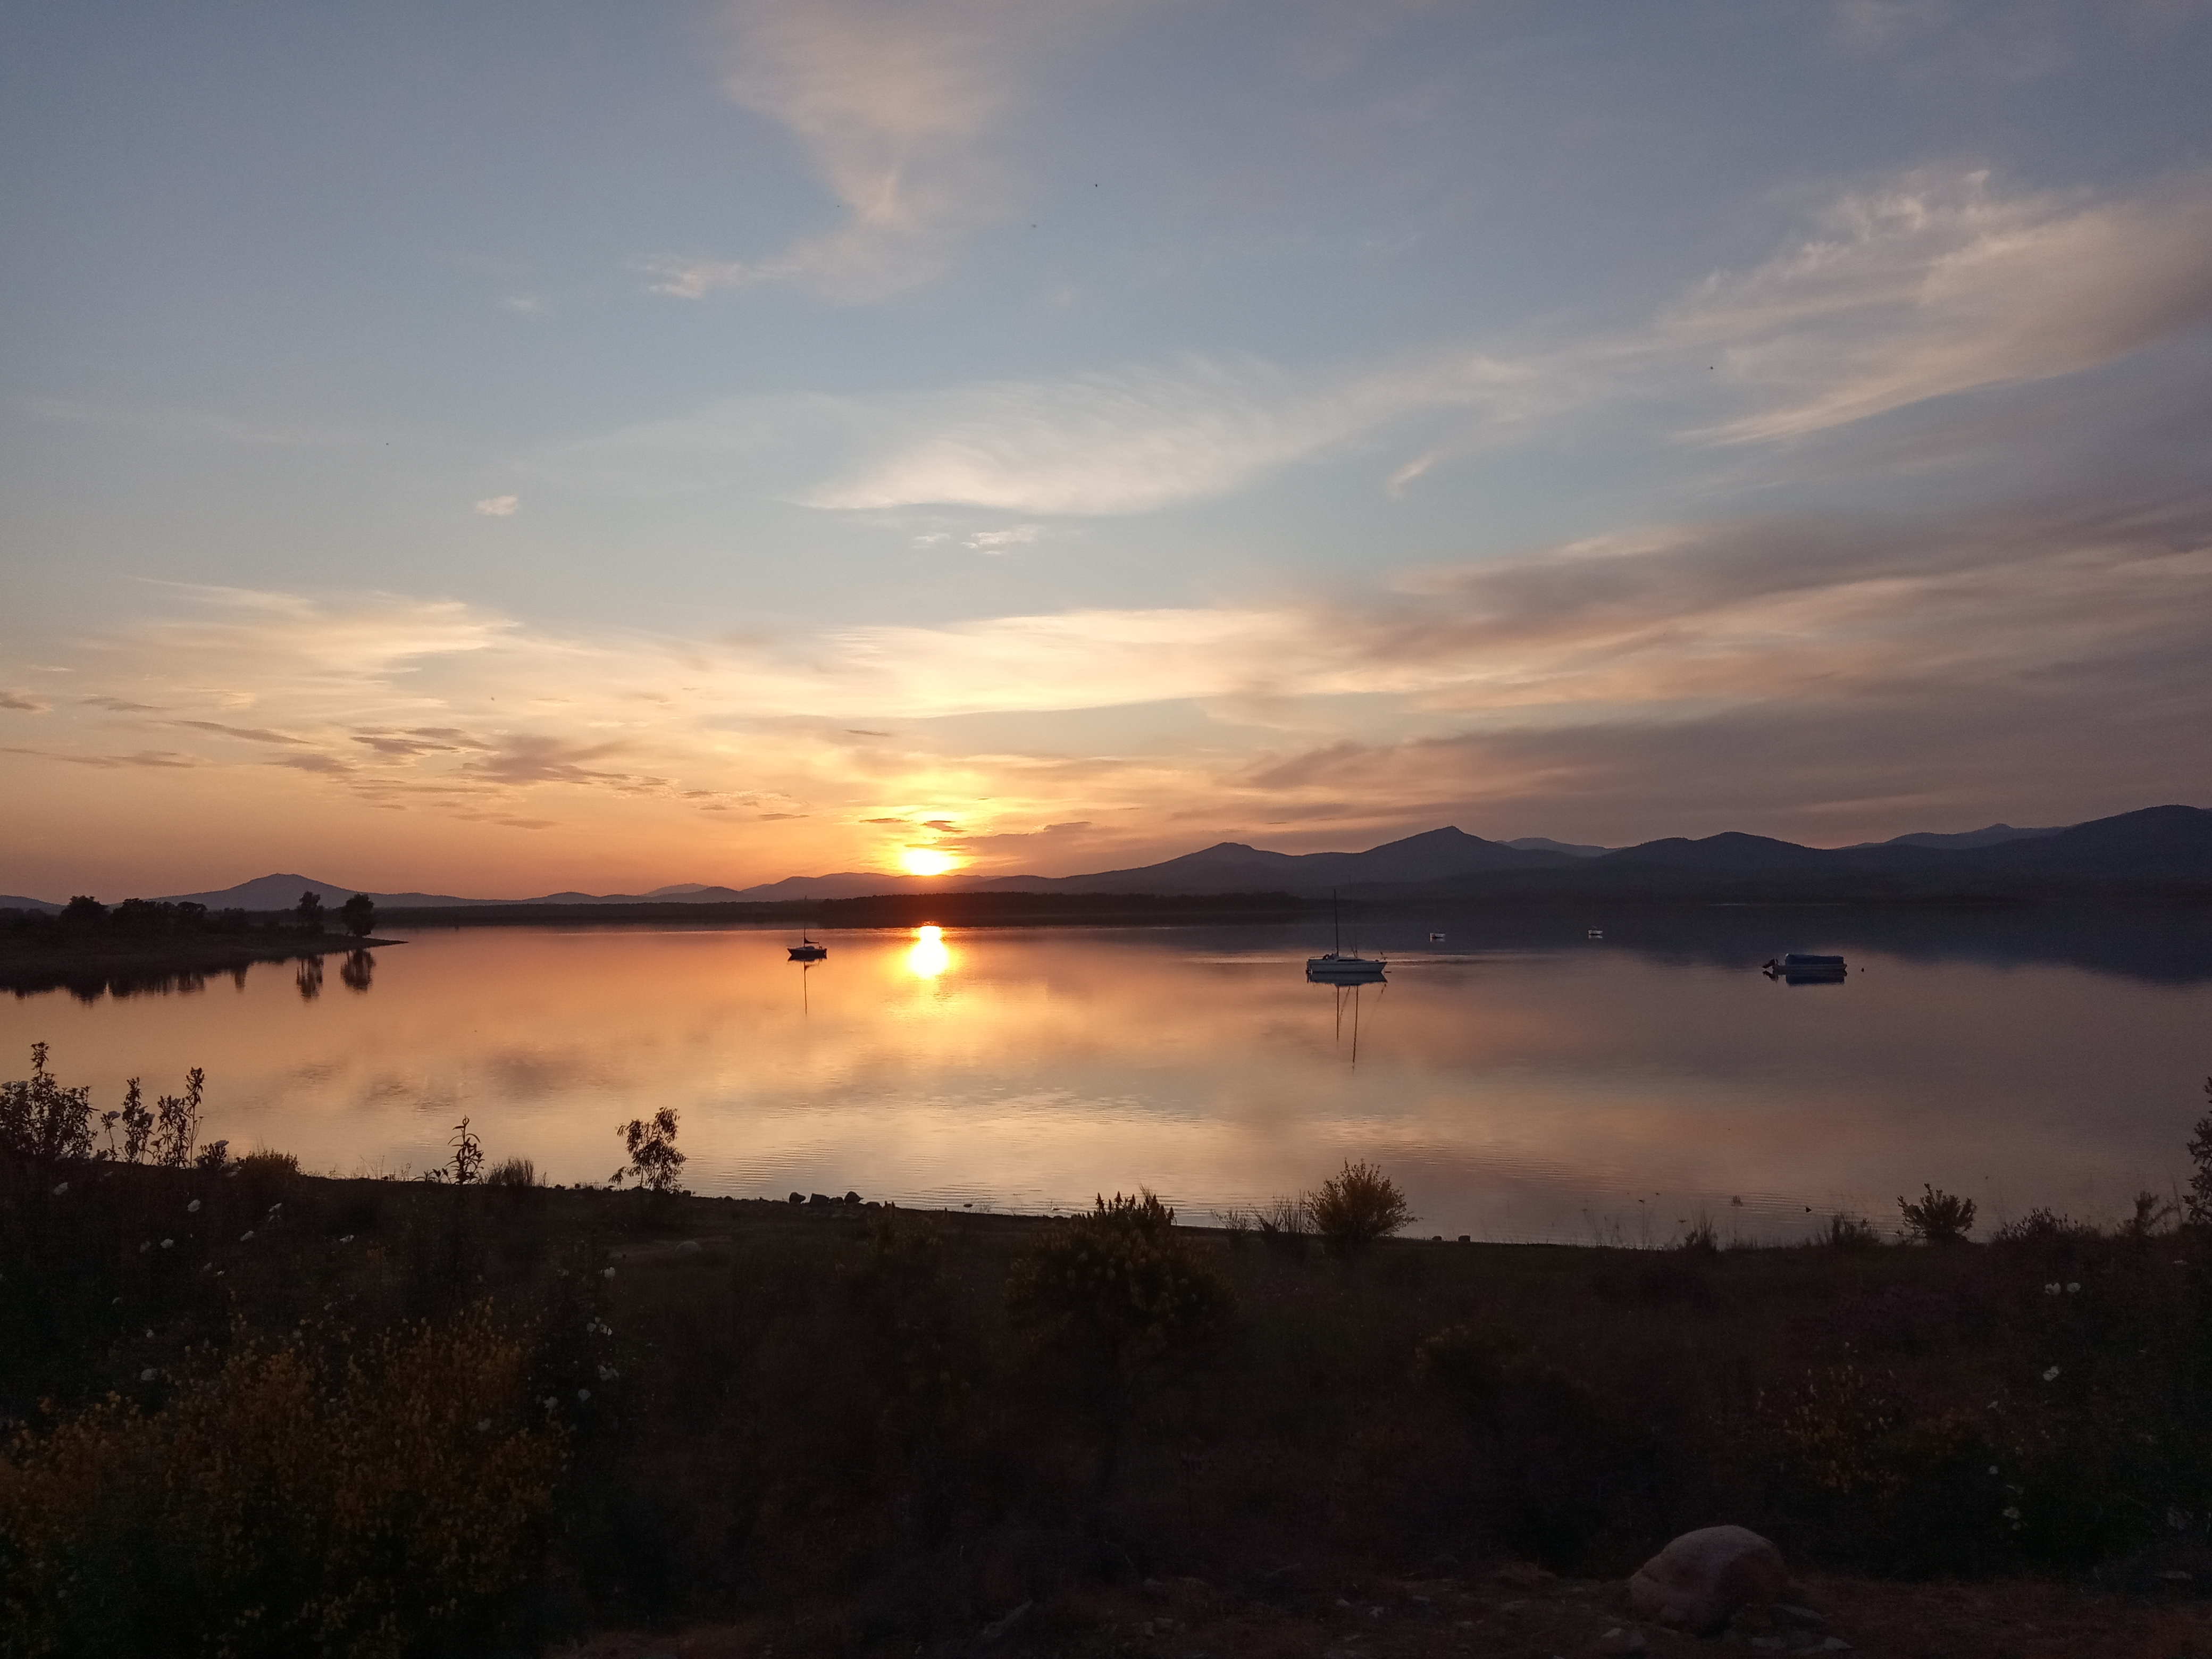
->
[150, 1068, 208, 1169]
[0, 1042, 95, 1164]
[1006, 1191, 1234, 1368]
[1991, 1207, 2099, 1245]
[1675, 1213, 1720, 1255]
[2123, 1188, 2178, 1239]
[484, 1155, 540, 1187]
[1254, 1194, 1313, 1261]
[1819, 1212, 1886, 1251]
[0, 1306, 564, 1658]
[236, 1149, 300, 1178]
[1307, 1160, 1415, 1258]
[1897, 1184, 1976, 1245]
[2188, 1077, 2212, 1226]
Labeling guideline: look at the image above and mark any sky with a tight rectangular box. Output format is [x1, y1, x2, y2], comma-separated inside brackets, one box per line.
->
[3, 0, 2210, 900]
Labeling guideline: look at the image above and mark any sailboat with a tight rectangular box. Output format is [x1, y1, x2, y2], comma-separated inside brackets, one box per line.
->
[787, 908, 828, 962]
[1306, 891, 1386, 983]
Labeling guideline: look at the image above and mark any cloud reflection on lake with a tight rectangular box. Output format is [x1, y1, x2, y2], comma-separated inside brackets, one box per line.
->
[4, 913, 2207, 1242]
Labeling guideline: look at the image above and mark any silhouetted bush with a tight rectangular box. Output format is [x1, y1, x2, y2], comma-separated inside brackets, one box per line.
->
[1898, 1184, 1976, 1245]
[1006, 1191, 1233, 1368]
[485, 1155, 541, 1187]
[2188, 1077, 2212, 1226]
[0, 1042, 96, 1164]
[1255, 1194, 1313, 1260]
[1818, 1211, 1886, 1251]
[1307, 1160, 1414, 1258]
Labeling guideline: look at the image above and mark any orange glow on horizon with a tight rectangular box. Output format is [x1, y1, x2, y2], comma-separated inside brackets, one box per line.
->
[900, 847, 959, 876]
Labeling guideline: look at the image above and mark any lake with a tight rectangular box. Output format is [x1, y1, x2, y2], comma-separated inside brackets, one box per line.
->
[6, 908, 2210, 1242]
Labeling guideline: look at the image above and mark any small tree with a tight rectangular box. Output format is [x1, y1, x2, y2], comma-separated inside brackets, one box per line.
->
[2186, 1077, 2212, 1227]
[340, 893, 375, 937]
[612, 1107, 685, 1194]
[295, 890, 325, 934]
[1307, 1160, 1416, 1258]
[1897, 1183, 1976, 1245]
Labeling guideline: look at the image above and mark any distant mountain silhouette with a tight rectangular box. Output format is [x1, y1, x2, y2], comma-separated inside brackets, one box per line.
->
[1849, 823, 2065, 851]
[1505, 836, 1613, 858]
[1394, 805, 2210, 902]
[0, 894, 62, 914]
[157, 874, 500, 909]
[949, 826, 1572, 894]
[41, 803, 2203, 915]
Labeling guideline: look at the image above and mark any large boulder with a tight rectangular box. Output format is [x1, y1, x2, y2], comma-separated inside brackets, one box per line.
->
[1626, 1525, 1786, 1632]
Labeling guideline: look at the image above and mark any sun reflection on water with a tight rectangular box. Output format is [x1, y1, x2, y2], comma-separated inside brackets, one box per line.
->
[906, 925, 950, 979]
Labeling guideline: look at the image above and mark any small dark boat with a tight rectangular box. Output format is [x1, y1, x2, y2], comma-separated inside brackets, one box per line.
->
[1763, 952, 1845, 983]
[788, 925, 828, 962]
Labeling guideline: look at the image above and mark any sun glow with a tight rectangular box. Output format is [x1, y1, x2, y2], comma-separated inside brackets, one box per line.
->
[906, 924, 950, 979]
[901, 847, 958, 876]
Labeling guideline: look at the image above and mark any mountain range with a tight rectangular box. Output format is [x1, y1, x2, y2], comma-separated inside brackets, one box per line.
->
[1, 807, 2203, 913]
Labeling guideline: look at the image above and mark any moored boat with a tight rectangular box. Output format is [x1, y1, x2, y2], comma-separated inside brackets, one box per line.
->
[1763, 952, 1845, 981]
[1307, 891, 1386, 982]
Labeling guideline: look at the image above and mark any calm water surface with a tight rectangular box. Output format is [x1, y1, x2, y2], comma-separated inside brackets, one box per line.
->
[7, 911, 2210, 1242]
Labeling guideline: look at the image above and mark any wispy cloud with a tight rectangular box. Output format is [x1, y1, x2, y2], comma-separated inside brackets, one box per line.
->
[11, 476, 2206, 866]
[1671, 169, 2212, 440]
[648, 0, 1128, 303]
[806, 353, 1532, 513]
[175, 720, 313, 747]
[474, 495, 520, 517]
[1, 691, 51, 713]
[594, 169, 2212, 513]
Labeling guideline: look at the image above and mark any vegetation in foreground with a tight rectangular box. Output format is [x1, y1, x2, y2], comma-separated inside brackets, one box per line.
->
[3, 1052, 2212, 1657]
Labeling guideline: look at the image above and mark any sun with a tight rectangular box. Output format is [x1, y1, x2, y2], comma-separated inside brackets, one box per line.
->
[900, 847, 958, 877]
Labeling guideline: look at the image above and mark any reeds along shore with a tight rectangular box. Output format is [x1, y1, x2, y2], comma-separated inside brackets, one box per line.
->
[6, 1064, 2212, 1658]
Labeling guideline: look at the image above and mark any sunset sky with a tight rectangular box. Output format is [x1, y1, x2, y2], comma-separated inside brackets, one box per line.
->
[4, 1, 2210, 900]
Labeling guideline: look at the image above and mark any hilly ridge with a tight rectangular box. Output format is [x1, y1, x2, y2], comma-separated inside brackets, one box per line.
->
[8, 806, 2206, 914]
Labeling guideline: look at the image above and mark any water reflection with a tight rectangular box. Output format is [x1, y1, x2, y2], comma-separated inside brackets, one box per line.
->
[3, 916, 2208, 1241]
[294, 957, 323, 1001]
[906, 924, 950, 979]
[340, 950, 375, 994]
[1327, 981, 1379, 1065]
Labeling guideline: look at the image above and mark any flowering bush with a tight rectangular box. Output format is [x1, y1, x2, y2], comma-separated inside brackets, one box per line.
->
[1006, 1191, 1234, 1368]
[0, 1305, 564, 1658]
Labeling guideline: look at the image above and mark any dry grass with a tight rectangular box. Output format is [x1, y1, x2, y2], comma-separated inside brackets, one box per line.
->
[6, 1154, 2212, 1654]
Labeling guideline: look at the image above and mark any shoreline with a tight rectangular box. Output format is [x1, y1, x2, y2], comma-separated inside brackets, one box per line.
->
[0, 933, 398, 996]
